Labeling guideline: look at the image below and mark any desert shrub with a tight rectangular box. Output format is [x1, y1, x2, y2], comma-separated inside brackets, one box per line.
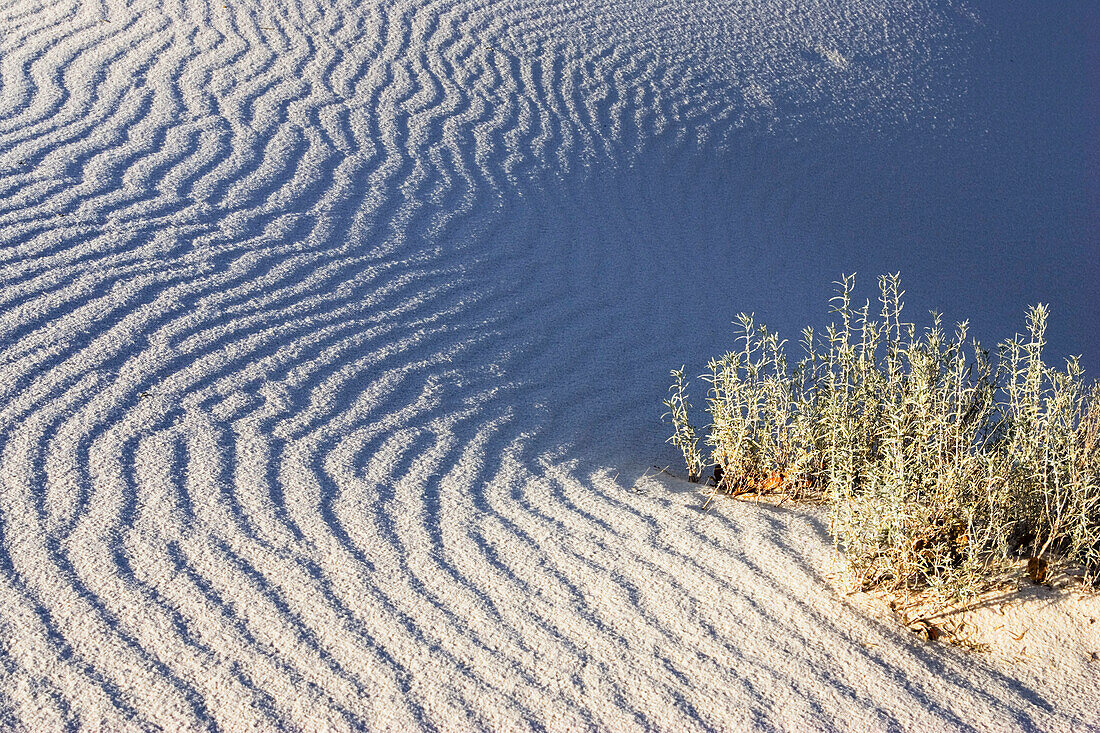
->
[665, 273, 1100, 599]
[663, 367, 704, 483]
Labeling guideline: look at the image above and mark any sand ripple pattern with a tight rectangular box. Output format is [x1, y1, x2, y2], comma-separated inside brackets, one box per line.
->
[0, 0, 1089, 730]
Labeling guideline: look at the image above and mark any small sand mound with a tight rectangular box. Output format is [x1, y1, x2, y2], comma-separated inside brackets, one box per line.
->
[842, 561, 1100, 688]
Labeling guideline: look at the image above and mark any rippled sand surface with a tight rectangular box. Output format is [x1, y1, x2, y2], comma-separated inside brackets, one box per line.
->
[1, 0, 1096, 729]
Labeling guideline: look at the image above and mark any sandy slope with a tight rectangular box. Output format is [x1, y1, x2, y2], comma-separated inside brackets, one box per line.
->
[0, 0, 1097, 729]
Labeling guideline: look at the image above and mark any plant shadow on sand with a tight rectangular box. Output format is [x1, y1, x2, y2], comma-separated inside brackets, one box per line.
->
[637, 471, 1064, 722]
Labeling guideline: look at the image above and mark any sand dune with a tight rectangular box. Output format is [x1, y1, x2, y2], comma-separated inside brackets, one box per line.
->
[0, 0, 1096, 729]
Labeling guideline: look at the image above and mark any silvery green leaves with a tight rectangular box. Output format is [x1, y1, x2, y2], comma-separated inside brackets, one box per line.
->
[666, 274, 1099, 599]
[664, 367, 704, 483]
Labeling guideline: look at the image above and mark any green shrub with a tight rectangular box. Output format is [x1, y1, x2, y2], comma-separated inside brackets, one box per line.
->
[666, 273, 1100, 599]
[663, 367, 704, 483]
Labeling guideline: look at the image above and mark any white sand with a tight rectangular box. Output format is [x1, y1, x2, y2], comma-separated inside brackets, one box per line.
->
[1, 0, 1097, 729]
